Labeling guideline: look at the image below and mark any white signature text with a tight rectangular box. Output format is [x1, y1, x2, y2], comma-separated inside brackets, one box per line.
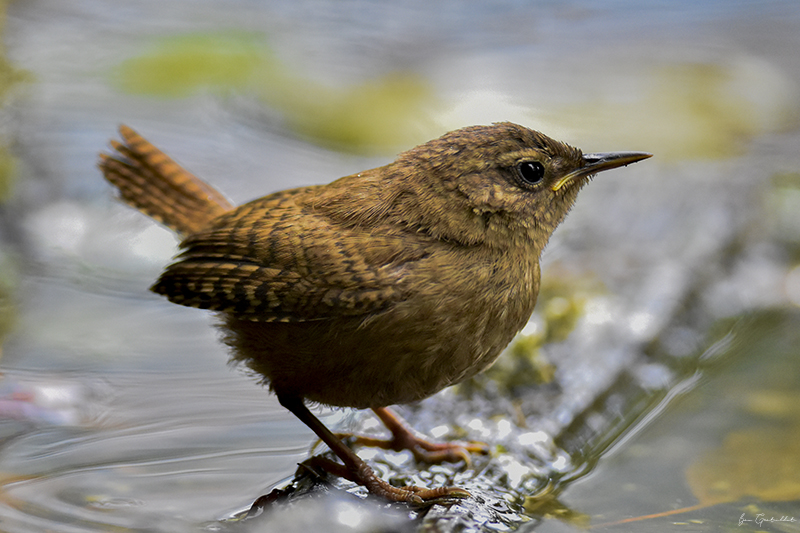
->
[739, 513, 797, 528]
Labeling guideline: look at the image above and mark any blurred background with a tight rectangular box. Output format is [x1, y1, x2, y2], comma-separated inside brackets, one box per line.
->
[0, 1, 799, 532]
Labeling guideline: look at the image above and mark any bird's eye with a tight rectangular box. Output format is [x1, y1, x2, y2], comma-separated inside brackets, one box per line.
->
[515, 161, 545, 186]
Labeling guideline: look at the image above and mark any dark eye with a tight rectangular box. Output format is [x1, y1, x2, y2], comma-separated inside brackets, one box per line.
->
[516, 161, 545, 186]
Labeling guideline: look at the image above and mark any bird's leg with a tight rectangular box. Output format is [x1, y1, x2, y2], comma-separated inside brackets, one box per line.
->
[277, 395, 470, 504]
[340, 406, 488, 466]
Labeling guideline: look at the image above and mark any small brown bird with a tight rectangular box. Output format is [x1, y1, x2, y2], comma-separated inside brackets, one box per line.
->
[99, 123, 650, 503]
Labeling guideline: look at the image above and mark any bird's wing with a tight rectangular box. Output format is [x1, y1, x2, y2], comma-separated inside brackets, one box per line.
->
[151, 190, 427, 322]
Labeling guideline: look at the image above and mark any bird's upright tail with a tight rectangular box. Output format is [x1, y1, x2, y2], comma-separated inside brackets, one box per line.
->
[98, 125, 234, 237]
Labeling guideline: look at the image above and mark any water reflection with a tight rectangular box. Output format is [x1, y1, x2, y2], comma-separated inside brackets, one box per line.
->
[0, 370, 314, 531]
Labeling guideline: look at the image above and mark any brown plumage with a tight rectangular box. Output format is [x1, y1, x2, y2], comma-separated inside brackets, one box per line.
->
[99, 123, 650, 503]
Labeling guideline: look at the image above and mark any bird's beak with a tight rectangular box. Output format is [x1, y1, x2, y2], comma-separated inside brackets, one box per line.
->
[552, 151, 652, 191]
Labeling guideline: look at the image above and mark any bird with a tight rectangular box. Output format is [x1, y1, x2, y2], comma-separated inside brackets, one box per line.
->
[98, 123, 650, 504]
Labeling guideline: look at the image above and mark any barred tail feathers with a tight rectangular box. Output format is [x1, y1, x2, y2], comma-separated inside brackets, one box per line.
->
[98, 125, 234, 237]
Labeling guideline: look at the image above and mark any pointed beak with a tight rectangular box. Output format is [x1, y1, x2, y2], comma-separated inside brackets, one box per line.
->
[552, 151, 652, 191]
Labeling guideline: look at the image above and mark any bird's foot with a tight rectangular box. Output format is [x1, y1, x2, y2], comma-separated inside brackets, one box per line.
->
[303, 455, 470, 505]
[278, 395, 470, 506]
[340, 432, 487, 466]
[337, 406, 488, 466]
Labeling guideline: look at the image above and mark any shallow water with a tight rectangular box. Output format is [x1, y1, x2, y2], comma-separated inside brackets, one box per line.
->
[0, 1, 799, 532]
[535, 310, 800, 532]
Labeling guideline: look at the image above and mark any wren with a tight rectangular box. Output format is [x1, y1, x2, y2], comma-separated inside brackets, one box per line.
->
[99, 123, 650, 503]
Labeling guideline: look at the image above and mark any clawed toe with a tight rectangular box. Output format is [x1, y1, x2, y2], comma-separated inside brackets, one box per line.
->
[346, 407, 489, 466]
[303, 455, 470, 504]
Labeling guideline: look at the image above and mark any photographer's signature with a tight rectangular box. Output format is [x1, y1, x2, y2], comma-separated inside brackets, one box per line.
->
[739, 513, 797, 528]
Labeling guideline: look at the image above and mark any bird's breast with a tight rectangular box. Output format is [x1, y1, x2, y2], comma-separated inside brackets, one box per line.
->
[364, 247, 540, 402]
